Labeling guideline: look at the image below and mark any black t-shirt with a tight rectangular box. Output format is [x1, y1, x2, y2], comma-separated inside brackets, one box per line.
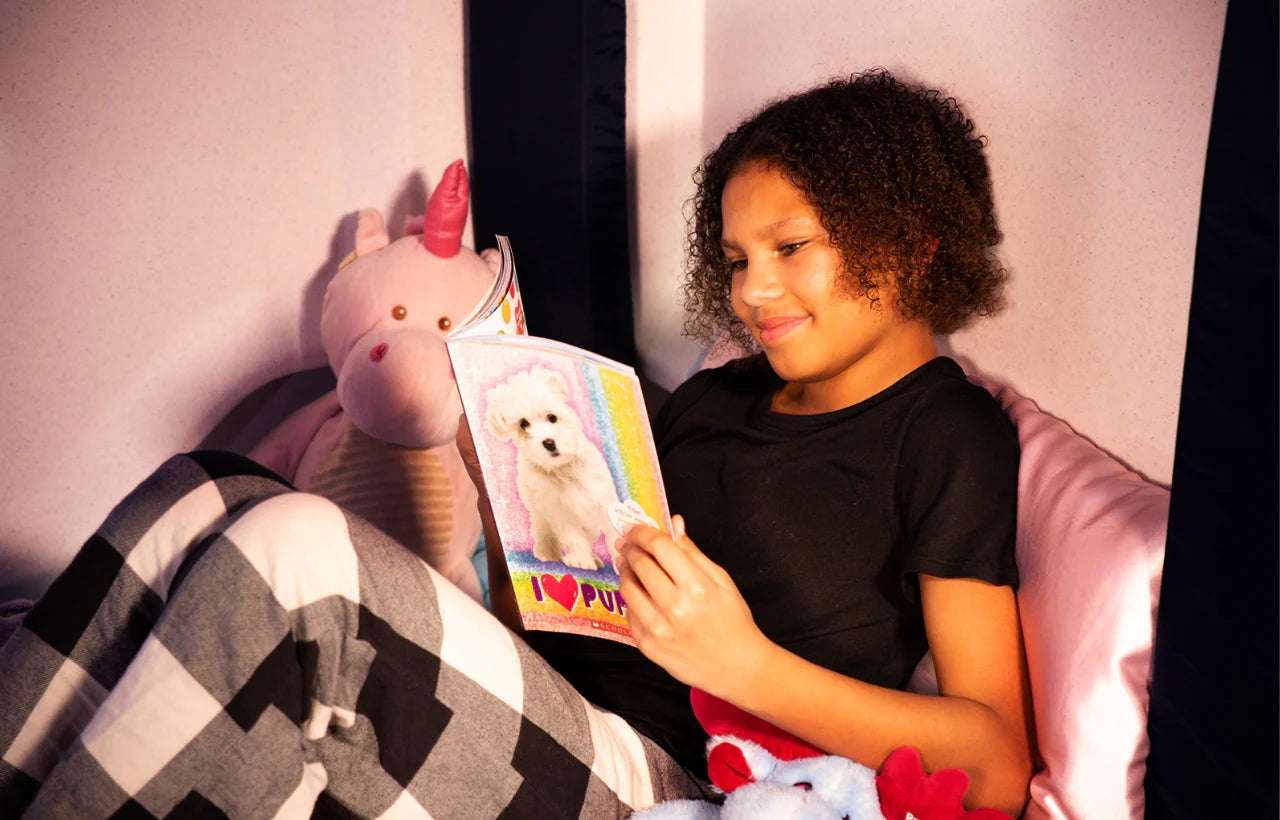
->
[524, 355, 1019, 774]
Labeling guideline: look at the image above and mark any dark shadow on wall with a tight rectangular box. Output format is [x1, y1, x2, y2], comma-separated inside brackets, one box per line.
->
[201, 170, 441, 458]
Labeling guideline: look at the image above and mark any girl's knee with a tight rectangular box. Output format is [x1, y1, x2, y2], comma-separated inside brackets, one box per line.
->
[223, 493, 362, 610]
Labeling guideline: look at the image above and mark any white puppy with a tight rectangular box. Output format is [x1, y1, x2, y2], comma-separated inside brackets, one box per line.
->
[485, 366, 620, 570]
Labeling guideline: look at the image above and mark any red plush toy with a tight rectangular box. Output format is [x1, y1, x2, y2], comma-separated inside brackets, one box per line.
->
[653, 688, 1013, 820]
[874, 745, 1012, 820]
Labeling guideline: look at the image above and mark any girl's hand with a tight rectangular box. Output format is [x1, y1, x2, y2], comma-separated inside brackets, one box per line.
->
[617, 515, 772, 697]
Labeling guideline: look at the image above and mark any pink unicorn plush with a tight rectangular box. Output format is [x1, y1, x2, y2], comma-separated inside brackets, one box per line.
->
[250, 160, 498, 602]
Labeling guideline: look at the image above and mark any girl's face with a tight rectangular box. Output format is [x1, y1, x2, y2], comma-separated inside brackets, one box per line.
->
[723, 162, 935, 414]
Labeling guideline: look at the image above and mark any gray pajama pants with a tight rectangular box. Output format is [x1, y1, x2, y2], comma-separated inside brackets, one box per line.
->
[0, 452, 708, 818]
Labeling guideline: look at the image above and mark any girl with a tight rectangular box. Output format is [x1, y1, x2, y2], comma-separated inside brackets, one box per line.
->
[488, 68, 1036, 815]
[3, 69, 1034, 819]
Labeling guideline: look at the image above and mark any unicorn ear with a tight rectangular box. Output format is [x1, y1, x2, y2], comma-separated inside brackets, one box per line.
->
[480, 247, 502, 275]
[422, 159, 469, 258]
[353, 209, 390, 256]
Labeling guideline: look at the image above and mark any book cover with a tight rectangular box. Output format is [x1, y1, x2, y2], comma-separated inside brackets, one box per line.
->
[446, 331, 670, 646]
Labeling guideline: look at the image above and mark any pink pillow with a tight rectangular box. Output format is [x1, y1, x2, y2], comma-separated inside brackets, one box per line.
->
[985, 382, 1167, 820]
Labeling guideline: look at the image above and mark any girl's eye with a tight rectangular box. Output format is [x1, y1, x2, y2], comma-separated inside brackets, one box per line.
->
[779, 241, 805, 255]
[726, 258, 747, 272]
[519, 418, 530, 431]
[547, 414, 558, 423]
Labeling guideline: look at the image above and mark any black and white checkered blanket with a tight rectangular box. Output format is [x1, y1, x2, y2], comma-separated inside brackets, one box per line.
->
[0, 452, 705, 818]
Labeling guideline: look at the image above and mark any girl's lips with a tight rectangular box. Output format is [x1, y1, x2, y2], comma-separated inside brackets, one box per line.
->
[756, 315, 808, 344]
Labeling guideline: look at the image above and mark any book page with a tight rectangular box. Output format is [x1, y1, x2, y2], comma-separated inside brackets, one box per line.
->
[448, 337, 671, 645]
[452, 235, 527, 337]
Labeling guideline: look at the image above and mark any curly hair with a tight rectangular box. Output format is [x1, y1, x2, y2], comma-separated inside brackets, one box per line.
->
[683, 69, 1006, 346]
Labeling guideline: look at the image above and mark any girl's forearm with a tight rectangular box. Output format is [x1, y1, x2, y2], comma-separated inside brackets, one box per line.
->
[717, 640, 1032, 816]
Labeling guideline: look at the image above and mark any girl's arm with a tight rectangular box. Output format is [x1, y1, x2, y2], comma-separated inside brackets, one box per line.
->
[618, 519, 1036, 817]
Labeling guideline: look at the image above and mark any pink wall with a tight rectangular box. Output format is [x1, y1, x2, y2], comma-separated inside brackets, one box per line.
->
[0, 0, 471, 599]
[0, 0, 1227, 600]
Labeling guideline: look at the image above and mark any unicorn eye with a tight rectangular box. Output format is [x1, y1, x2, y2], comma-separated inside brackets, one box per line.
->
[438, 316, 452, 331]
[519, 418, 530, 431]
[547, 414, 557, 423]
[392, 305, 408, 320]
[793, 782, 812, 790]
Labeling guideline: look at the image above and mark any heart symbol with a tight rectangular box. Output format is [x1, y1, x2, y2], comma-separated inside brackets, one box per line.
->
[539, 574, 579, 613]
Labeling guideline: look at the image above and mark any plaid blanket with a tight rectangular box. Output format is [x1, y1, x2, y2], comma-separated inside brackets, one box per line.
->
[0, 452, 706, 818]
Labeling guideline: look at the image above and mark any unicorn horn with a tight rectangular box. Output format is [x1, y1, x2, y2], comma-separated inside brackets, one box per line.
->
[421, 159, 469, 258]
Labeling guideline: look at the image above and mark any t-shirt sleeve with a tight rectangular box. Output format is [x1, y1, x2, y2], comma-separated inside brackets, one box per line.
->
[896, 381, 1020, 597]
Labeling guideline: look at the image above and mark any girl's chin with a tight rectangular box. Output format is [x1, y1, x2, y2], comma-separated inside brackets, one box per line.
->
[762, 352, 811, 382]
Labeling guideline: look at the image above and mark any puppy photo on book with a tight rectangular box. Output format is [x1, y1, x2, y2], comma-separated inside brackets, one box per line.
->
[484, 365, 622, 571]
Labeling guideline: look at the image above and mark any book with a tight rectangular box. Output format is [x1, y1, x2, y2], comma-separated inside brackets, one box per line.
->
[446, 240, 670, 646]
[454, 235, 527, 337]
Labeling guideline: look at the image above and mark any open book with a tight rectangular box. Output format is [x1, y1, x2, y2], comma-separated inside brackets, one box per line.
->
[447, 240, 669, 645]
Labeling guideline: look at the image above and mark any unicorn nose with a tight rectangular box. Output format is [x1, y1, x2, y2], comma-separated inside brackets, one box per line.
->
[370, 343, 389, 363]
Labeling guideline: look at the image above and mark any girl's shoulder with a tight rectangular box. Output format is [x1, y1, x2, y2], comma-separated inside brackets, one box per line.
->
[904, 360, 1016, 442]
[896, 360, 1020, 492]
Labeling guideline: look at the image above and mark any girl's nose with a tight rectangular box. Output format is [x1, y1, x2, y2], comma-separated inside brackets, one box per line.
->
[735, 259, 784, 306]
